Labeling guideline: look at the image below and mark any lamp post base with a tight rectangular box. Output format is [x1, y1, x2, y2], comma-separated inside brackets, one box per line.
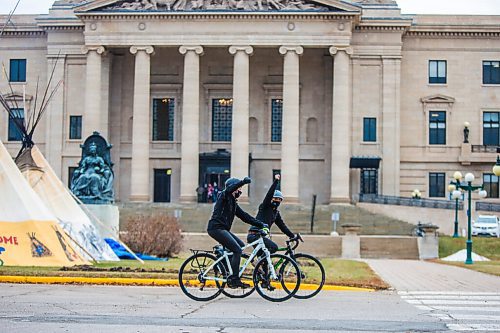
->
[465, 239, 473, 265]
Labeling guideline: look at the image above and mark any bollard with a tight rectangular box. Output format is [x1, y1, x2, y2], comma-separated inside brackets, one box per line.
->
[341, 223, 361, 259]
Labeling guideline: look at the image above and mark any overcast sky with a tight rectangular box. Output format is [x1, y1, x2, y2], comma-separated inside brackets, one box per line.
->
[1, 0, 500, 15]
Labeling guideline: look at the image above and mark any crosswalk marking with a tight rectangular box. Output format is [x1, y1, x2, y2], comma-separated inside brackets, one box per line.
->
[447, 324, 500, 331]
[399, 291, 500, 332]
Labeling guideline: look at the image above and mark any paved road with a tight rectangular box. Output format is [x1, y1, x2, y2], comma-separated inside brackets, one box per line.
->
[0, 284, 446, 332]
[365, 259, 500, 292]
[365, 259, 500, 332]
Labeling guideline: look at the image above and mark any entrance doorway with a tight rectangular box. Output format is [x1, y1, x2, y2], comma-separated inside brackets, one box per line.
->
[154, 169, 171, 202]
[199, 149, 231, 203]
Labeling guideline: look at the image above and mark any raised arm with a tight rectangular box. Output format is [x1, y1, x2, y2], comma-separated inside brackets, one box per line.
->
[262, 174, 280, 206]
[235, 205, 265, 229]
[224, 176, 251, 195]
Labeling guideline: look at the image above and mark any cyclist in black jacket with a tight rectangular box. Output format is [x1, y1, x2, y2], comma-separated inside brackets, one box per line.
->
[207, 176, 266, 289]
[247, 174, 296, 253]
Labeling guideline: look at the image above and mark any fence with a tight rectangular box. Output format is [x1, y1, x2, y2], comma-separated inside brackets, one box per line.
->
[476, 201, 500, 212]
[358, 193, 463, 210]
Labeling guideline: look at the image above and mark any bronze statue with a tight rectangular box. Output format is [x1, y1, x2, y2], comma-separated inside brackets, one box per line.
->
[71, 132, 114, 204]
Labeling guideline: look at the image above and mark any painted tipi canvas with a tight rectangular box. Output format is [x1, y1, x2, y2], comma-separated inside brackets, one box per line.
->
[0, 139, 88, 266]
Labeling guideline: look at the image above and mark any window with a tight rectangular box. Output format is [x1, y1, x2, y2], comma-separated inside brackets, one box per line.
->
[429, 111, 446, 145]
[361, 169, 378, 194]
[152, 98, 175, 141]
[68, 167, 77, 189]
[363, 118, 376, 142]
[69, 116, 82, 140]
[272, 169, 281, 191]
[271, 99, 283, 142]
[8, 108, 24, 141]
[429, 173, 445, 197]
[212, 98, 232, 142]
[483, 61, 500, 84]
[428, 60, 446, 84]
[9, 59, 26, 82]
[483, 174, 499, 198]
[483, 112, 499, 146]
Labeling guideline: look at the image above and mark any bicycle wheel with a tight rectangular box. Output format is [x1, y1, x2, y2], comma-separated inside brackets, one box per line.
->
[291, 253, 325, 299]
[221, 253, 256, 298]
[253, 253, 300, 302]
[178, 253, 225, 301]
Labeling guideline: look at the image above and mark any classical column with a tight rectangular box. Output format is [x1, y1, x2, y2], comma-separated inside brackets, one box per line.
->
[279, 46, 303, 203]
[382, 57, 401, 196]
[45, 54, 66, 178]
[129, 45, 154, 202]
[229, 45, 253, 200]
[179, 45, 204, 203]
[329, 46, 353, 203]
[82, 46, 105, 138]
[100, 53, 111, 140]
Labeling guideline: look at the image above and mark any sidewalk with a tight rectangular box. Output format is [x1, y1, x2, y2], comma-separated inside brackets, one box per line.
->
[365, 259, 500, 292]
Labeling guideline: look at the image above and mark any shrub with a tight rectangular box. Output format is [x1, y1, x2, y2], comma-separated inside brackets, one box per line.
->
[121, 214, 183, 257]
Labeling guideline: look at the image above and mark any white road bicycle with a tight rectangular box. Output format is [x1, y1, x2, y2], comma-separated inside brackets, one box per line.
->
[179, 230, 301, 302]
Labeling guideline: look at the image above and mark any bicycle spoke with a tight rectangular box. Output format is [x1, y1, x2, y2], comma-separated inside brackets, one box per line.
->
[221, 253, 256, 298]
[253, 253, 300, 302]
[179, 253, 225, 301]
[292, 253, 325, 299]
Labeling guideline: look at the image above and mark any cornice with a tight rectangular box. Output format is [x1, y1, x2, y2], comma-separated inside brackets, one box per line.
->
[0, 30, 46, 36]
[355, 25, 407, 31]
[40, 25, 84, 31]
[76, 12, 357, 21]
[406, 30, 500, 38]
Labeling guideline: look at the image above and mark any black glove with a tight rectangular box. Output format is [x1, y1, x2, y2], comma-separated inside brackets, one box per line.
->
[243, 176, 251, 184]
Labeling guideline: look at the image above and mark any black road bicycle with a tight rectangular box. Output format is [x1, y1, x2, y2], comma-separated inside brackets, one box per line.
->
[223, 233, 325, 300]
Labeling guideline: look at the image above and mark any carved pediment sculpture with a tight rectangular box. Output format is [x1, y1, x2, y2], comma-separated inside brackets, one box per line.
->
[102, 0, 333, 11]
[353, 0, 396, 4]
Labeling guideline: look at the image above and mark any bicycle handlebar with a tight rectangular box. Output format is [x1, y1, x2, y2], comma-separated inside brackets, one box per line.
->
[286, 233, 303, 250]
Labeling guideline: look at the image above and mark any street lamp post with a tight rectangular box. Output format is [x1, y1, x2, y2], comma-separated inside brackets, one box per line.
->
[451, 172, 487, 264]
[448, 177, 461, 238]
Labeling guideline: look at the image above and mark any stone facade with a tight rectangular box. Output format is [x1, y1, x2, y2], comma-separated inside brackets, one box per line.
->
[0, 0, 499, 205]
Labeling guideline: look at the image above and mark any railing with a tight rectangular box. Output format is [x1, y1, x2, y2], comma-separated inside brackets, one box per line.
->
[476, 201, 500, 212]
[471, 145, 497, 153]
[359, 193, 463, 210]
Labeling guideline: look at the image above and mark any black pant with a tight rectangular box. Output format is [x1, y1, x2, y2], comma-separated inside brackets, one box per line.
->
[247, 233, 278, 255]
[207, 229, 244, 279]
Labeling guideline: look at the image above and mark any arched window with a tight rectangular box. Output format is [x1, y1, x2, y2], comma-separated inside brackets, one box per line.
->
[249, 117, 258, 142]
[306, 117, 318, 143]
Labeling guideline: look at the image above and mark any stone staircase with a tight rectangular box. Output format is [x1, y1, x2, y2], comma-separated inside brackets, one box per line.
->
[118, 202, 415, 235]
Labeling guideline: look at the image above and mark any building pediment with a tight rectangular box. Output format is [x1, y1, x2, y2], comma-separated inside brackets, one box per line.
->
[75, 0, 361, 13]
[421, 94, 456, 104]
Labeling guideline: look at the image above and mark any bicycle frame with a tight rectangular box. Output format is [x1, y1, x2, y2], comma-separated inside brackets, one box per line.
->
[201, 236, 278, 283]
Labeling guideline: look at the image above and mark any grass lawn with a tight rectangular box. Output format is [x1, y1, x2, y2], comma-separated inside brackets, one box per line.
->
[0, 257, 389, 290]
[436, 236, 500, 276]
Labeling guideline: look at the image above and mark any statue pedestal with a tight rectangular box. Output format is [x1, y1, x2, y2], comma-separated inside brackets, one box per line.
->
[85, 204, 120, 239]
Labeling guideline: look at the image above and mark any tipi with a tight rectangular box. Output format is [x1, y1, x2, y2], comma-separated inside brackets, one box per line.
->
[0, 57, 118, 262]
[0, 139, 88, 266]
[19, 145, 119, 261]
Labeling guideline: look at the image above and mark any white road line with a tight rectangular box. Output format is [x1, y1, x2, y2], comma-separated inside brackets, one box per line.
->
[401, 295, 500, 300]
[405, 299, 500, 305]
[448, 314, 500, 321]
[399, 291, 500, 296]
[447, 323, 500, 331]
[424, 305, 500, 312]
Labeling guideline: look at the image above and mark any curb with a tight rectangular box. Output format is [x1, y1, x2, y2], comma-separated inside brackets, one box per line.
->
[0, 276, 374, 292]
